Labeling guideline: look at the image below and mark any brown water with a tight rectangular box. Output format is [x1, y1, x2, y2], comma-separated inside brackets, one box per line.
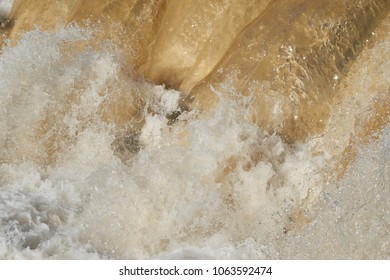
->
[0, 0, 389, 259]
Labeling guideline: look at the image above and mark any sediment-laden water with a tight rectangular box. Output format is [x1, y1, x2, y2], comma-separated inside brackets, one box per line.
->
[0, 0, 389, 259]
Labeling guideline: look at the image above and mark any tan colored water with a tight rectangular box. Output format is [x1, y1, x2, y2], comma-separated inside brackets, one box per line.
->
[0, 0, 389, 259]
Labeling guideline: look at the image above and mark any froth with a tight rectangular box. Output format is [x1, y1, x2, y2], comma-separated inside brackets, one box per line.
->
[74, 93, 324, 259]
[1, 6, 389, 259]
[0, 25, 326, 259]
[0, 0, 12, 17]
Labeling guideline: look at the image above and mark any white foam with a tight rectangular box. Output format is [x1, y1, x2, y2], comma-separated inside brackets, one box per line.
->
[0, 21, 389, 260]
[0, 0, 13, 17]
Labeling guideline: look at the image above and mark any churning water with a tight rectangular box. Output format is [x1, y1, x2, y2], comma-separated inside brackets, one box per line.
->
[0, 0, 389, 259]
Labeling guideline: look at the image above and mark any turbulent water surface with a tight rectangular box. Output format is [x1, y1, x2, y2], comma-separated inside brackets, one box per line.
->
[0, 0, 389, 259]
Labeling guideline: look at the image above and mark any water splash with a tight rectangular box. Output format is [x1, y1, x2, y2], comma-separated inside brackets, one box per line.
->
[0, 0, 389, 259]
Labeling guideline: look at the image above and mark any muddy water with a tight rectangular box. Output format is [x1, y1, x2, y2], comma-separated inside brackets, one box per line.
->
[0, 0, 389, 259]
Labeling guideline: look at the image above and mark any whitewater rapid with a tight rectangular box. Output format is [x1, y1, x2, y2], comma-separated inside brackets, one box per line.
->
[0, 0, 389, 259]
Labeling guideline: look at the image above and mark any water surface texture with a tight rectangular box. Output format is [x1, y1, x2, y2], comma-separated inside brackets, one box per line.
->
[0, 0, 389, 259]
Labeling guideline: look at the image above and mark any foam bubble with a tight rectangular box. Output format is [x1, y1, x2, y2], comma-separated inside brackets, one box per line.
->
[0, 18, 389, 259]
[0, 0, 13, 17]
